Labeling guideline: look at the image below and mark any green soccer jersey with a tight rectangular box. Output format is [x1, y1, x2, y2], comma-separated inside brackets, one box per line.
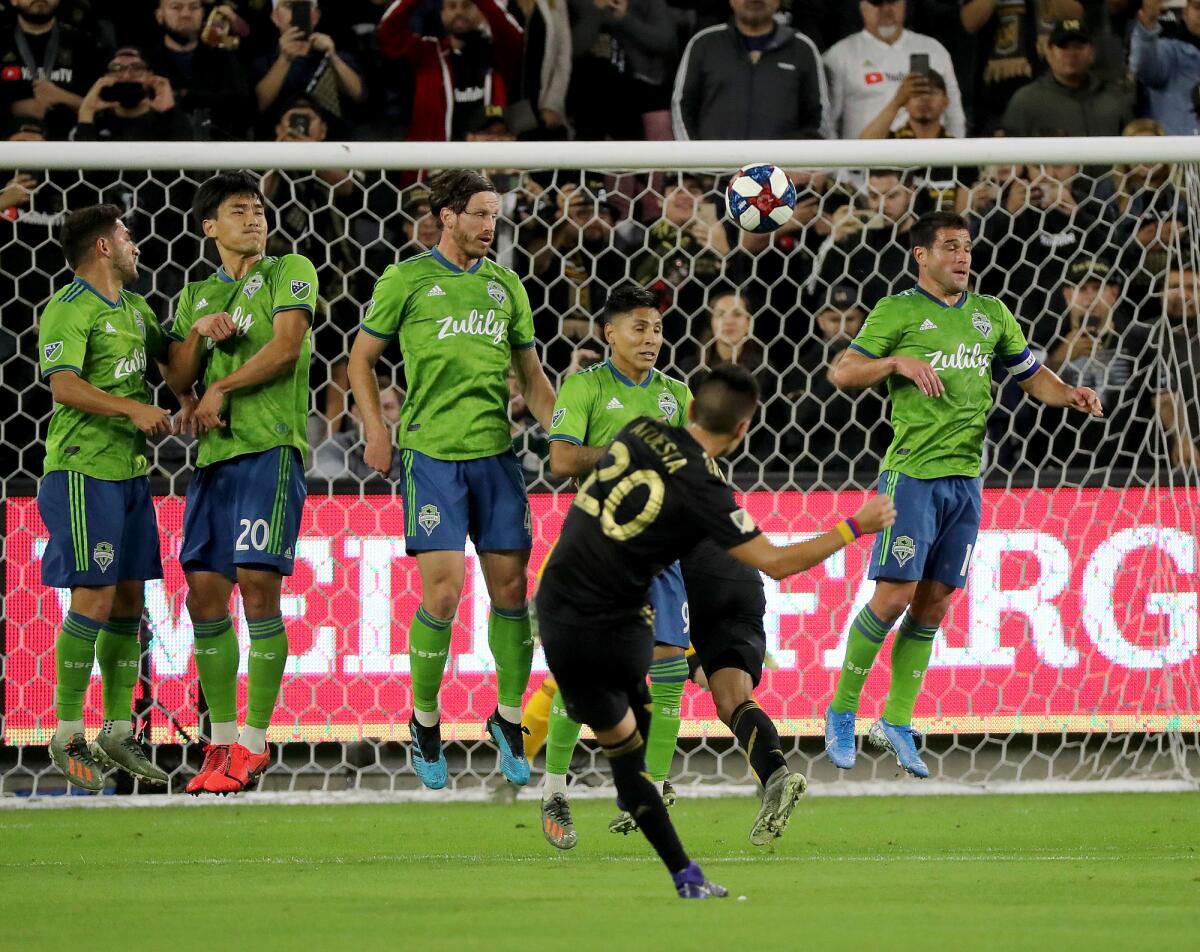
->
[849, 287, 1039, 479]
[38, 277, 168, 481]
[361, 249, 536, 461]
[168, 254, 318, 468]
[548, 360, 693, 447]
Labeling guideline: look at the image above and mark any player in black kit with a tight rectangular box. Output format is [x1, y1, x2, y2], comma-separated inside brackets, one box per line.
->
[536, 365, 896, 899]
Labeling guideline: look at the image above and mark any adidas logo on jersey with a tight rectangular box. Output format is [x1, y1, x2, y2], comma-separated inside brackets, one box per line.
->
[606, 397, 624, 410]
[195, 298, 208, 310]
[105, 322, 118, 334]
[427, 285, 446, 297]
[919, 319, 938, 331]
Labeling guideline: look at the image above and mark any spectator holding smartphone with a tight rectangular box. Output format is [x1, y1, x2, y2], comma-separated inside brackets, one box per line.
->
[1130, 0, 1200, 136]
[254, 0, 366, 128]
[146, 0, 255, 140]
[823, 0, 964, 139]
[0, 0, 109, 139]
[73, 47, 195, 141]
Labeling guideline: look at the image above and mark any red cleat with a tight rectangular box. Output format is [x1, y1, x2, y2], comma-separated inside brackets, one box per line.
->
[187, 744, 230, 795]
[203, 743, 270, 794]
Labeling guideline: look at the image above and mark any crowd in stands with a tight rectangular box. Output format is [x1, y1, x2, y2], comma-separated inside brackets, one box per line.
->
[0, 0, 1198, 490]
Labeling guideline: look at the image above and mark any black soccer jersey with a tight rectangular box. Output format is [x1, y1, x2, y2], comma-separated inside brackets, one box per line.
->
[539, 417, 761, 624]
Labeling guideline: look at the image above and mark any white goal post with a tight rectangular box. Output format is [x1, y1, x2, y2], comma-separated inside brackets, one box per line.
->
[0, 137, 1196, 797]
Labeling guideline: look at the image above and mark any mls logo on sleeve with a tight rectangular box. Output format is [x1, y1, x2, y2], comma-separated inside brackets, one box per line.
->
[971, 310, 992, 338]
[418, 504, 441, 536]
[290, 280, 312, 300]
[92, 541, 115, 573]
[657, 390, 679, 419]
[243, 274, 264, 299]
[551, 408, 566, 428]
[44, 341, 63, 362]
[486, 281, 507, 306]
[891, 535, 916, 567]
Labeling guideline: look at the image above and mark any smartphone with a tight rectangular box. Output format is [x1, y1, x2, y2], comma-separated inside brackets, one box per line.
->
[291, 1, 313, 34]
[100, 81, 148, 107]
[910, 53, 931, 76]
[288, 112, 311, 137]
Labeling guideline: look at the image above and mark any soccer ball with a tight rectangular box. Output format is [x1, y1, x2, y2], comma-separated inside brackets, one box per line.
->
[725, 164, 797, 233]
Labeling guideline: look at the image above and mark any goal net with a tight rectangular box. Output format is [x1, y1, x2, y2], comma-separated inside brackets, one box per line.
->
[1, 139, 1197, 796]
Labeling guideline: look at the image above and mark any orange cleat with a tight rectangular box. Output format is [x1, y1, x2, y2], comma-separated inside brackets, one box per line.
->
[187, 744, 230, 795]
[203, 743, 270, 794]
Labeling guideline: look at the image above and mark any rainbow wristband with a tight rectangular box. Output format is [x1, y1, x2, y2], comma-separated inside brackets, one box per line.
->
[835, 519, 862, 545]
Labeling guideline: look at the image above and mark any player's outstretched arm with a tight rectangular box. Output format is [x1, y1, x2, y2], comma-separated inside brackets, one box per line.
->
[192, 310, 309, 432]
[727, 496, 896, 581]
[347, 328, 394, 475]
[1018, 366, 1103, 417]
[48, 370, 171, 436]
[831, 349, 945, 397]
[512, 345, 557, 432]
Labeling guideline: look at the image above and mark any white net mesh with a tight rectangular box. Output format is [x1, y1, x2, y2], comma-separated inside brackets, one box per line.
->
[2, 143, 1198, 795]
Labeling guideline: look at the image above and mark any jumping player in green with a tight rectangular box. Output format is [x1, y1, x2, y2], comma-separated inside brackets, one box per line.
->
[37, 204, 187, 790]
[824, 211, 1103, 777]
[166, 172, 319, 795]
[347, 170, 556, 790]
[538, 284, 693, 850]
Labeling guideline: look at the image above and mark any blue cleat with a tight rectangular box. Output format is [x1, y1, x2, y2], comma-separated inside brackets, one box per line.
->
[486, 710, 531, 786]
[672, 861, 729, 899]
[824, 707, 857, 769]
[868, 717, 929, 779]
[409, 716, 449, 790]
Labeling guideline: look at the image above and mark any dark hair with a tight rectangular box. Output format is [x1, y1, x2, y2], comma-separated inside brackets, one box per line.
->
[59, 204, 123, 270]
[428, 170, 496, 219]
[603, 284, 659, 322]
[192, 171, 266, 230]
[910, 211, 969, 250]
[692, 363, 759, 435]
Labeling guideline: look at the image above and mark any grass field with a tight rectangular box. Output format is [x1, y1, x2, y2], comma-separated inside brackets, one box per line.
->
[1, 793, 1196, 951]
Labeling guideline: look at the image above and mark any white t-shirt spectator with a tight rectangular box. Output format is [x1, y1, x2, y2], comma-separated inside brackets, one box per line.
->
[823, 29, 964, 139]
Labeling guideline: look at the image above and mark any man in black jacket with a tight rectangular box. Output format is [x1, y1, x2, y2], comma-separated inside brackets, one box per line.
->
[671, 0, 828, 140]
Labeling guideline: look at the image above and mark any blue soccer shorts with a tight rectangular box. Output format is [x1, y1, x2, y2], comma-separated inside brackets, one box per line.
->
[868, 471, 983, 590]
[398, 449, 532, 554]
[648, 561, 690, 649]
[180, 446, 307, 580]
[38, 471, 163, 588]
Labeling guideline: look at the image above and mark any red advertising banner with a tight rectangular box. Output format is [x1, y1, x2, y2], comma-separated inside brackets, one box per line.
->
[4, 488, 1198, 744]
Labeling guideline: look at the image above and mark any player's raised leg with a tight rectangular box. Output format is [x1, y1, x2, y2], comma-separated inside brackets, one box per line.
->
[184, 569, 241, 794]
[407, 549, 465, 790]
[709, 668, 804, 846]
[47, 583, 111, 792]
[540, 685, 580, 848]
[479, 548, 535, 786]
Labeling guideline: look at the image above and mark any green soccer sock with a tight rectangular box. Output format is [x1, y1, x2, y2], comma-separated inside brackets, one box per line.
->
[409, 606, 453, 716]
[55, 612, 102, 725]
[246, 615, 288, 730]
[882, 615, 938, 726]
[192, 615, 240, 727]
[95, 616, 141, 723]
[646, 654, 688, 783]
[488, 605, 534, 711]
[544, 688, 582, 777]
[830, 606, 894, 715]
